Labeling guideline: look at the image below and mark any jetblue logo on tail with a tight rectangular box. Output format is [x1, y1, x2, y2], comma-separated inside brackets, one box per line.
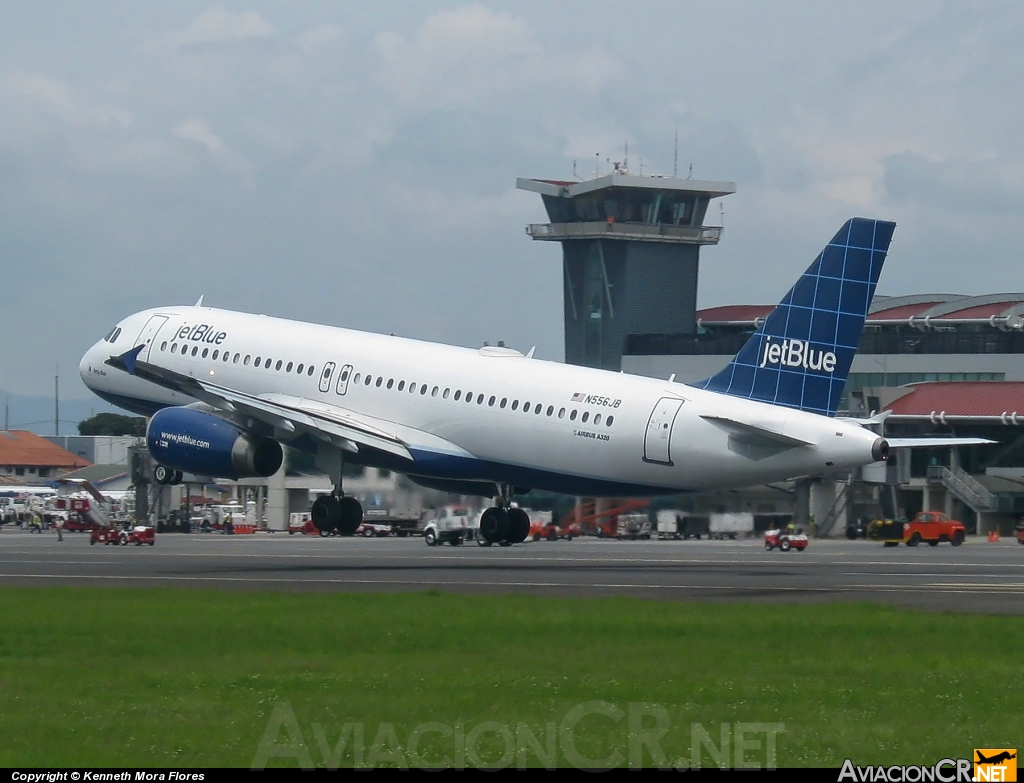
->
[758, 337, 837, 373]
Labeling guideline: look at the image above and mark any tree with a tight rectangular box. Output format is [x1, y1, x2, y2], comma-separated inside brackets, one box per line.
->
[77, 413, 147, 436]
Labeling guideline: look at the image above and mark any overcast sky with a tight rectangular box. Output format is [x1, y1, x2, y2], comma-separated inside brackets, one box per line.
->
[2, 1, 1023, 402]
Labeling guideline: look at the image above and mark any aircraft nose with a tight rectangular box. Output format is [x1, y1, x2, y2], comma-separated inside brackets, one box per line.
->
[79, 341, 101, 387]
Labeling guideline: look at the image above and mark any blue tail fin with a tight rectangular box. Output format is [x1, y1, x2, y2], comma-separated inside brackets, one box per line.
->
[694, 217, 895, 416]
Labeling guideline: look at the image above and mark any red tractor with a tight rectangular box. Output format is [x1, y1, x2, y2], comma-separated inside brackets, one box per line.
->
[764, 528, 809, 552]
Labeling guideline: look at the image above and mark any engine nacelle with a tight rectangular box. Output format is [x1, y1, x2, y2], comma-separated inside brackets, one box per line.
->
[147, 407, 283, 480]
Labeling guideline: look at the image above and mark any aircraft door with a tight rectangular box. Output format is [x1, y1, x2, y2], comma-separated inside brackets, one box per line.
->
[133, 316, 169, 362]
[643, 397, 684, 466]
[335, 364, 353, 396]
[318, 362, 336, 394]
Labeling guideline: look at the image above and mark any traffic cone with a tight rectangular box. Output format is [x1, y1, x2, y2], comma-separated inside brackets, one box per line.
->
[987, 530, 1000, 542]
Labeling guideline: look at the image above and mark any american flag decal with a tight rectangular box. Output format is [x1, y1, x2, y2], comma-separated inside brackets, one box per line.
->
[571, 392, 585, 402]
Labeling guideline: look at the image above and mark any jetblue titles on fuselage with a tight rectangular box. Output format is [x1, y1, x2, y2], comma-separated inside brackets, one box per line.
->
[175, 323, 228, 345]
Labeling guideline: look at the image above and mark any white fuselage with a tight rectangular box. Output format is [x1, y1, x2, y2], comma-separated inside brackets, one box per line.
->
[80, 306, 881, 496]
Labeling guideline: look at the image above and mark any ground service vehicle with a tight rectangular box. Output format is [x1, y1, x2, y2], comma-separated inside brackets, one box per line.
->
[127, 525, 156, 546]
[1017, 522, 1024, 545]
[764, 529, 808, 552]
[904, 511, 965, 546]
[91, 526, 128, 546]
[424, 506, 478, 546]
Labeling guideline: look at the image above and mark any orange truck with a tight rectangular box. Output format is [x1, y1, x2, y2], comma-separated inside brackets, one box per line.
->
[903, 511, 965, 547]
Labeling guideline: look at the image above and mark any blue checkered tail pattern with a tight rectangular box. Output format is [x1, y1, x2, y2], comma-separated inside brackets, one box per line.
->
[694, 218, 896, 416]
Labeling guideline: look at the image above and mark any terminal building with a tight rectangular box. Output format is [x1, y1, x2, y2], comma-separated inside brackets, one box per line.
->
[519, 168, 1024, 535]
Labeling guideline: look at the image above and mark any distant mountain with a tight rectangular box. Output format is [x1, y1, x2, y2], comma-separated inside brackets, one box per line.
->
[1, 390, 119, 436]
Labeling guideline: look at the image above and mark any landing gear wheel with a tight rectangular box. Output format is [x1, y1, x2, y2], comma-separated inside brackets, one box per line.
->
[311, 496, 341, 533]
[154, 465, 172, 485]
[337, 496, 363, 536]
[479, 507, 509, 544]
[507, 508, 530, 544]
[170, 470, 183, 486]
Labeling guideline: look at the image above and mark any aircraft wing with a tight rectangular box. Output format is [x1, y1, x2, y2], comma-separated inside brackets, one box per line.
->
[106, 347, 413, 460]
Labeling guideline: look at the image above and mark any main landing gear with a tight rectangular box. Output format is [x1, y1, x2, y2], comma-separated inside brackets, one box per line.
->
[310, 488, 363, 536]
[477, 484, 530, 547]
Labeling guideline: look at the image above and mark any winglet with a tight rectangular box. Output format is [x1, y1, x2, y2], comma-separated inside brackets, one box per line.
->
[526, 346, 536, 359]
[109, 344, 145, 375]
[195, 295, 205, 307]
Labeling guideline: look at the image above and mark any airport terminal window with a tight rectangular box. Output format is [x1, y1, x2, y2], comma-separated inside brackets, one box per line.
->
[570, 410, 577, 421]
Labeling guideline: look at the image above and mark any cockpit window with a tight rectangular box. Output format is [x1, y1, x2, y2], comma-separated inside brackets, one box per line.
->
[104, 327, 121, 343]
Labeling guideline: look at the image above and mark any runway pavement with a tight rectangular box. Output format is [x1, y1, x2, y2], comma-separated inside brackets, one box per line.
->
[1, 528, 1022, 613]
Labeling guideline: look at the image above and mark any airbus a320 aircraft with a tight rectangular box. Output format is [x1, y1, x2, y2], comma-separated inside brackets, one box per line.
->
[80, 218, 898, 545]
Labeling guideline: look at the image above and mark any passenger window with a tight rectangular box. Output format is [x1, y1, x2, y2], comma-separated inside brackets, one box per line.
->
[398, 380, 405, 391]
[524, 402, 530, 413]
[454, 390, 462, 401]
[546, 405, 553, 416]
[500, 398, 507, 409]
[581, 412, 589, 423]
[409, 383, 416, 393]
[255, 356, 261, 365]
[421, 386, 427, 395]
[353, 373, 360, 384]
[431, 386, 438, 397]
[365, 375, 372, 385]
[308, 366, 315, 376]
[477, 394, 484, 404]
[387, 379, 394, 389]
[594, 414, 602, 425]
[224, 352, 230, 362]
[489, 396, 496, 406]
[376, 377, 383, 387]
[212, 350, 219, 360]
[570, 410, 577, 421]
[443, 388, 450, 399]
[265, 358, 273, 369]
[558, 408, 565, 418]
[202, 348, 209, 358]
[276, 360, 283, 371]
[160, 342, 168, 351]
[191, 346, 199, 357]
[511, 400, 519, 411]
[297, 363, 304, 374]
[606, 416, 614, 426]
[171, 343, 178, 353]
[535, 404, 542, 415]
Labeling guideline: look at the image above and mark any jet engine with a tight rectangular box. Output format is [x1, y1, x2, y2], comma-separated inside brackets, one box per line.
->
[147, 407, 283, 480]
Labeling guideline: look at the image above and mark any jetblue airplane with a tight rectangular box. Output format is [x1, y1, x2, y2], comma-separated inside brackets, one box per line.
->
[80, 218, 897, 544]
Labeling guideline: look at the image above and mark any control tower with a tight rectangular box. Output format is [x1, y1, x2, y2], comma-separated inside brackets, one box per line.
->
[517, 171, 735, 370]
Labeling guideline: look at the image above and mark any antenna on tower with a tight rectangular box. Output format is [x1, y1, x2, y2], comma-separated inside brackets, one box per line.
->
[595, 152, 600, 179]
[688, 162, 693, 179]
[624, 140, 628, 173]
[673, 129, 678, 177]
[54, 366, 59, 437]
[572, 159, 578, 180]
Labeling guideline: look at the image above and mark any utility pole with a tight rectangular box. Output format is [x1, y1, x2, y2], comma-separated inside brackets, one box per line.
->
[54, 367, 59, 437]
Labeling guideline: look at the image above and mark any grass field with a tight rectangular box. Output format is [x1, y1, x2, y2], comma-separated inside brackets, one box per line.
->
[0, 587, 1019, 768]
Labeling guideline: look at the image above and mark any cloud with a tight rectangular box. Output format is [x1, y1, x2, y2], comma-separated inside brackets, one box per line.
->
[5, 73, 132, 128]
[171, 117, 255, 184]
[169, 7, 277, 48]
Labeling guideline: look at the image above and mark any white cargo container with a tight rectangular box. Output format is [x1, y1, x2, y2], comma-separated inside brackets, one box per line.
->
[709, 512, 754, 539]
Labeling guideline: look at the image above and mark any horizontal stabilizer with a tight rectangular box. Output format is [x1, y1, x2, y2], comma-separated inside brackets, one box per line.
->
[700, 415, 813, 448]
[885, 437, 995, 448]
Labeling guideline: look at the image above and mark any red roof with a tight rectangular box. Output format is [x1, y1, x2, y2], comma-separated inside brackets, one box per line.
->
[697, 305, 774, 322]
[934, 302, 1023, 320]
[867, 303, 945, 320]
[0, 431, 90, 469]
[885, 383, 1024, 417]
